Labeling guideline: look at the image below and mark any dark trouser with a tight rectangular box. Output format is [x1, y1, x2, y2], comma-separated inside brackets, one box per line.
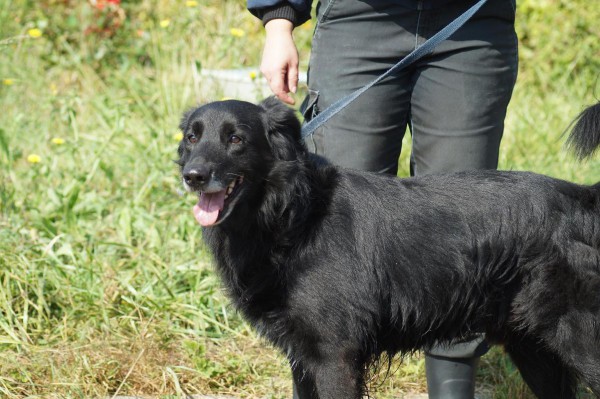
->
[299, 0, 518, 395]
[302, 0, 518, 176]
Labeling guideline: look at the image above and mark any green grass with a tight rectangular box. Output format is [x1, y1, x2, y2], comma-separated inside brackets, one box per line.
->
[0, 0, 599, 398]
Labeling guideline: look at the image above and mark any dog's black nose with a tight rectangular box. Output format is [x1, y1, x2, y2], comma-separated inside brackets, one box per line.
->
[183, 165, 211, 188]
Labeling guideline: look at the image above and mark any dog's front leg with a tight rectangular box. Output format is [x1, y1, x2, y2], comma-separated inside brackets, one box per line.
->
[291, 362, 318, 399]
[312, 353, 364, 399]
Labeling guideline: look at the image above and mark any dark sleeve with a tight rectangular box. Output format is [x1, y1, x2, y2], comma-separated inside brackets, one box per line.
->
[247, 0, 312, 27]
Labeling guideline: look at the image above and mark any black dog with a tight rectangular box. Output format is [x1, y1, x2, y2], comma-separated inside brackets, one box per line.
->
[177, 97, 600, 398]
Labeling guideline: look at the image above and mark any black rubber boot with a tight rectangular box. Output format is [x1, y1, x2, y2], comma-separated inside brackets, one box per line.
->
[425, 354, 479, 399]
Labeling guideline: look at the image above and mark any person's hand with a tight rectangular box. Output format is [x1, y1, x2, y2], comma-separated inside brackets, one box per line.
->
[262, 19, 298, 105]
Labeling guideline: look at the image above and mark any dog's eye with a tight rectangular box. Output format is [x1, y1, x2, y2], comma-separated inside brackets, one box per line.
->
[187, 134, 198, 144]
[229, 135, 242, 144]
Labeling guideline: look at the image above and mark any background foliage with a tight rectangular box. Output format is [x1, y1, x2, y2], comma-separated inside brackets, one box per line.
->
[0, 0, 599, 397]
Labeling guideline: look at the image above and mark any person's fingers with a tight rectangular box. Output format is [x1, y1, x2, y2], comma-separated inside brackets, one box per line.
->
[261, 19, 298, 105]
[261, 61, 294, 104]
[268, 70, 295, 105]
[287, 62, 299, 94]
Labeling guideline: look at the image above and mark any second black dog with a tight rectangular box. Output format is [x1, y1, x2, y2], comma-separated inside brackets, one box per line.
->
[177, 98, 600, 398]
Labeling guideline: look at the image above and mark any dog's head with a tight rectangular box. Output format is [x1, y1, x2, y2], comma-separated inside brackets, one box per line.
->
[177, 97, 305, 227]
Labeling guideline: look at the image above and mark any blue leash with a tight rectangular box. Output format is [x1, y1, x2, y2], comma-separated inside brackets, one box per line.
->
[301, 0, 489, 138]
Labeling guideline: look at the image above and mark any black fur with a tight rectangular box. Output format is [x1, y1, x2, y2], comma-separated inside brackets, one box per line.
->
[567, 102, 600, 160]
[177, 97, 600, 399]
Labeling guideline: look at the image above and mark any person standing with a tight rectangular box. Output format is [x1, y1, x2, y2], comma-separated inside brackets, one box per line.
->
[247, 0, 518, 397]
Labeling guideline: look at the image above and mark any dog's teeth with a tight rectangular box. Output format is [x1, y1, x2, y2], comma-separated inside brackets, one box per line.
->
[227, 186, 233, 195]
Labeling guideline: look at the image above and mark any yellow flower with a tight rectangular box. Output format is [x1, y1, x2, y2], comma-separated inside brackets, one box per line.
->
[27, 154, 41, 164]
[159, 19, 171, 28]
[49, 83, 58, 95]
[230, 28, 245, 38]
[249, 71, 258, 80]
[185, 0, 198, 6]
[2, 79, 14, 86]
[27, 28, 42, 38]
[300, 20, 313, 31]
[51, 137, 65, 145]
[173, 132, 184, 141]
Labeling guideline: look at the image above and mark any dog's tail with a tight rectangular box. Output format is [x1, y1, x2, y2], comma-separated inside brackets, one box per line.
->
[566, 102, 600, 160]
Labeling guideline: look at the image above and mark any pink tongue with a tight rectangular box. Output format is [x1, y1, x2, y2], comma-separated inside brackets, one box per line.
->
[193, 190, 227, 226]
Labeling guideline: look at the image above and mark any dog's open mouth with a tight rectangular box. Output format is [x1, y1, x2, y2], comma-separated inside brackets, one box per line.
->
[193, 176, 244, 227]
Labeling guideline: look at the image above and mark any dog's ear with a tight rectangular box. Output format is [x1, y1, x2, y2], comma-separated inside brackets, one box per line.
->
[259, 96, 306, 161]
